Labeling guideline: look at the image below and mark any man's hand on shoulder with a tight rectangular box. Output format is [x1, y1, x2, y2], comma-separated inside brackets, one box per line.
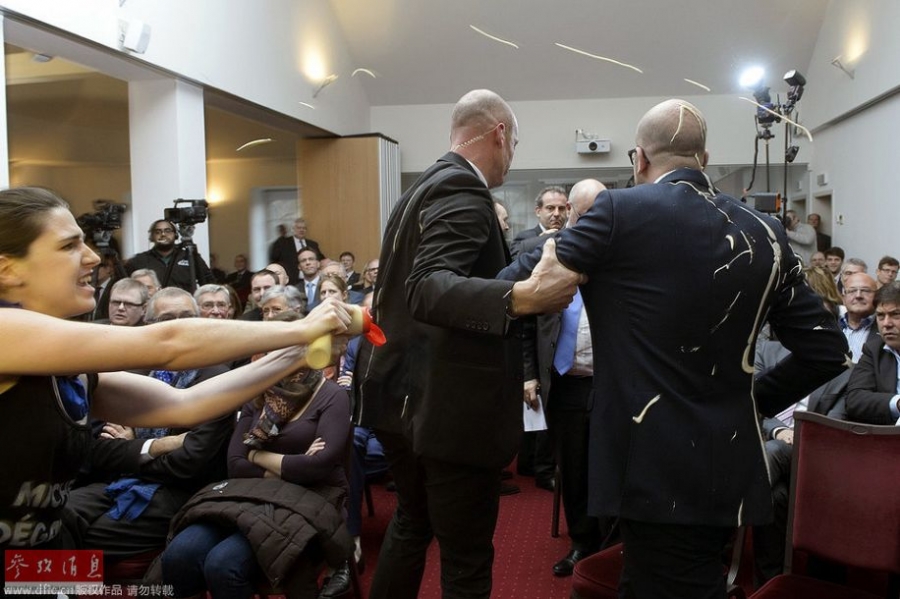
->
[509, 238, 585, 316]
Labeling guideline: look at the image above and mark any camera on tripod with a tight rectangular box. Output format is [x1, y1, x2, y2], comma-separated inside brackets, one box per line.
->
[76, 200, 127, 233]
[164, 199, 208, 226]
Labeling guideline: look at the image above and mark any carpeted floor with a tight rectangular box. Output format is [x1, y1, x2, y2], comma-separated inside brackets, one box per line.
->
[357, 470, 577, 599]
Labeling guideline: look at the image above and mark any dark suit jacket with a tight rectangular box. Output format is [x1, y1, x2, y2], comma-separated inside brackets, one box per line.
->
[816, 231, 832, 252]
[510, 224, 542, 258]
[268, 237, 323, 285]
[356, 152, 522, 469]
[501, 168, 848, 527]
[846, 334, 899, 425]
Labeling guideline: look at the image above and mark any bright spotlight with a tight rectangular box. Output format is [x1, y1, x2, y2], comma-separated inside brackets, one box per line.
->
[739, 66, 765, 89]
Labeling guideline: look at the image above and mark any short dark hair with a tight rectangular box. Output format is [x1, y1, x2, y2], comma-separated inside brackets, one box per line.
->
[824, 247, 845, 260]
[878, 255, 899, 270]
[340, 251, 355, 261]
[251, 268, 278, 284]
[874, 282, 900, 308]
[534, 186, 567, 208]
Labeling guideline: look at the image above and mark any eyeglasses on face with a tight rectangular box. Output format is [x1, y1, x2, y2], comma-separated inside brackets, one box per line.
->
[111, 299, 144, 309]
[843, 287, 875, 296]
[148, 312, 196, 323]
[627, 147, 651, 166]
[152, 228, 175, 235]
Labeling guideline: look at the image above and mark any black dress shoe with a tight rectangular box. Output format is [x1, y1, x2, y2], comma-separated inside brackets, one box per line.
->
[535, 478, 556, 492]
[499, 482, 521, 496]
[318, 561, 351, 598]
[552, 549, 589, 577]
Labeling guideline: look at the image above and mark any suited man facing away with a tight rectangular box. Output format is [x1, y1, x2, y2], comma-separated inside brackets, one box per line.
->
[509, 185, 568, 257]
[356, 89, 581, 599]
[501, 99, 848, 599]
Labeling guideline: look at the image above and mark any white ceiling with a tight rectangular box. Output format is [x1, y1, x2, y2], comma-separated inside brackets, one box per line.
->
[330, 0, 828, 106]
[3, 0, 828, 167]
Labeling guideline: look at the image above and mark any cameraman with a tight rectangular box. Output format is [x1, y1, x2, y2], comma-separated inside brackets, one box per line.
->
[126, 219, 214, 292]
[784, 209, 817, 267]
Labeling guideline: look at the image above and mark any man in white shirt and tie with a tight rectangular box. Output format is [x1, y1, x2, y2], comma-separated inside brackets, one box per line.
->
[297, 248, 321, 313]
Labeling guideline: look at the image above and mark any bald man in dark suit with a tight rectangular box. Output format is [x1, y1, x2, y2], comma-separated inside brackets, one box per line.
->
[502, 99, 848, 599]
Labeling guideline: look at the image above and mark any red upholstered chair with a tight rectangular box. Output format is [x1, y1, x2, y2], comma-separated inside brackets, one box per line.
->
[570, 529, 751, 599]
[749, 411, 900, 599]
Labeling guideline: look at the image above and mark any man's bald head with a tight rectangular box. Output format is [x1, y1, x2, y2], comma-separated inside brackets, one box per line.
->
[449, 89, 518, 189]
[568, 179, 607, 225]
[451, 89, 514, 135]
[634, 99, 708, 181]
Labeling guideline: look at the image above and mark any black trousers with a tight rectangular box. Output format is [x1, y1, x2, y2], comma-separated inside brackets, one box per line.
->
[369, 430, 502, 599]
[618, 519, 734, 599]
[547, 372, 613, 552]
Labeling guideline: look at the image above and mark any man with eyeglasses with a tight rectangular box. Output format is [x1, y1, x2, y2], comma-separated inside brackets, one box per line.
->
[106, 278, 149, 327]
[847, 281, 900, 425]
[125, 219, 215, 293]
[194, 284, 233, 319]
[501, 98, 848, 599]
[875, 255, 899, 289]
[840, 272, 878, 363]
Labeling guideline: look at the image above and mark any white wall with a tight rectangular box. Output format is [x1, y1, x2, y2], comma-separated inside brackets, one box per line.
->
[805, 92, 900, 267]
[0, 0, 370, 135]
[803, 0, 900, 130]
[800, 0, 900, 268]
[372, 94, 793, 174]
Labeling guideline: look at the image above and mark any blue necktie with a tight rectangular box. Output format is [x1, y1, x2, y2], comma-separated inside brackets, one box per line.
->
[306, 281, 318, 310]
[553, 289, 582, 375]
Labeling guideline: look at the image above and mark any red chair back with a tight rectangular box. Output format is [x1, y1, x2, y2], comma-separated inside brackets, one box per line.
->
[787, 412, 900, 574]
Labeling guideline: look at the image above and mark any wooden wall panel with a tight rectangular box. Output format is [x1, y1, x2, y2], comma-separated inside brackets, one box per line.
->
[298, 136, 383, 266]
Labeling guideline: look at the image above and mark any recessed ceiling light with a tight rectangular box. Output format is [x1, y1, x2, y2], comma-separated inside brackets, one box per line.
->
[32, 53, 54, 63]
[352, 68, 377, 78]
[298, 102, 315, 110]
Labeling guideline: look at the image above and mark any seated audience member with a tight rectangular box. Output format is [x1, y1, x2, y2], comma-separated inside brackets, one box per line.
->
[260, 285, 306, 321]
[823, 247, 845, 289]
[810, 251, 826, 268]
[265, 262, 290, 286]
[840, 257, 868, 294]
[159, 314, 351, 599]
[875, 255, 899, 289]
[321, 263, 364, 305]
[239, 269, 279, 321]
[846, 281, 900, 425]
[340, 251, 361, 287]
[131, 268, 161, 298]
[839, 272, 878, 362]
[90, 254, 119, 321]
[194, 284, 233, 319]
[351, 258, 378, 294]
[803, 266, 843, 315]
[225, 254, 253, 306]
[269, 217, 324, 284]
[65, 288, 232, 561]
[107, 278, 150, 327]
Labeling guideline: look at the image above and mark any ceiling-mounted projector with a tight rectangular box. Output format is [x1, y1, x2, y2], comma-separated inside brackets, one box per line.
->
[576, 139, 611, 154]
